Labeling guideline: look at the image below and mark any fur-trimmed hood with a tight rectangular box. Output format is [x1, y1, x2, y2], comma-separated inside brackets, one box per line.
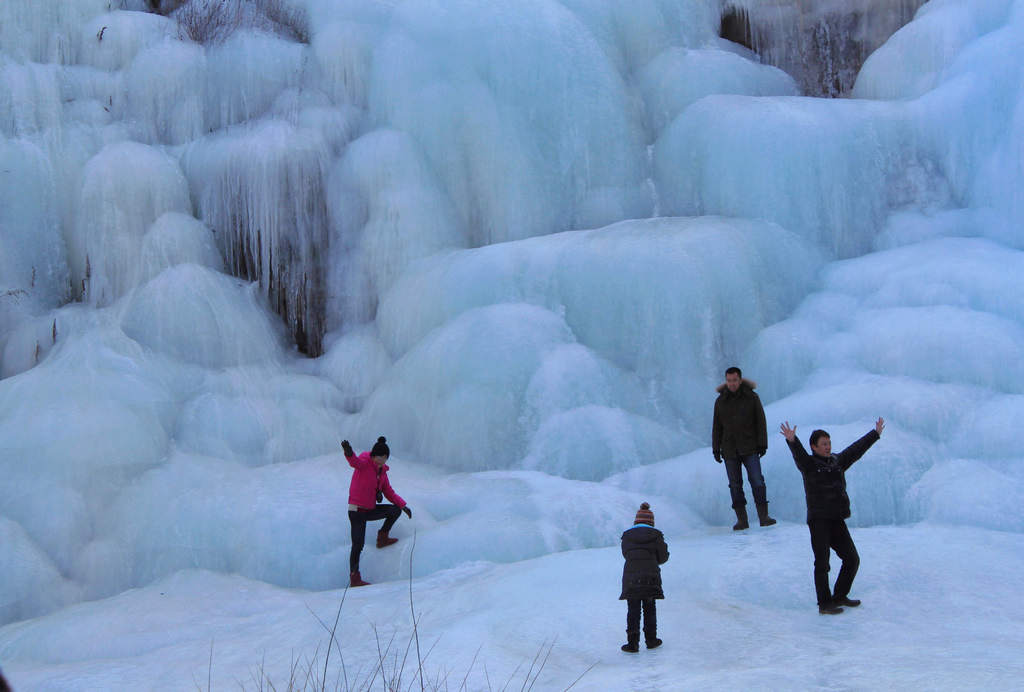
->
[715, 378, 757, 394]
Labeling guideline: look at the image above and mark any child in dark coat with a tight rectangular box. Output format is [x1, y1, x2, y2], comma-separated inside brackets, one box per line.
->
[619, 502, 669, 652]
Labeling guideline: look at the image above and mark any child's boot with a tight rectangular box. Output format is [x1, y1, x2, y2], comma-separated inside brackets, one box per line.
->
[349, 571, 370, 587]
[621, 631, 640, 653]
[645, 628, 662, 649]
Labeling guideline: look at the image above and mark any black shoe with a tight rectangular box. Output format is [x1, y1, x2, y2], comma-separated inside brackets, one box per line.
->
[833, 596, 860, 607]
[818, 603, 844, 615]
[621, 641, 639, 653]
[645, 638, 662, 649]
[732, 507, 749, 531]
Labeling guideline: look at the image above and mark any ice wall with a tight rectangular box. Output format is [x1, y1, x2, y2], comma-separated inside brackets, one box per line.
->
[314, 0, 754, 329]
[655, 96, 912, 257]
[365, 0, 652, 244]
[6, 0, 891, 355]
[653, 0, 1021, 259]
[354, 216, 818, 475]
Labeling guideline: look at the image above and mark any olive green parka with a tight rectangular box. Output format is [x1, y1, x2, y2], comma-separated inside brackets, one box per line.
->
[712, 379, 767, 460]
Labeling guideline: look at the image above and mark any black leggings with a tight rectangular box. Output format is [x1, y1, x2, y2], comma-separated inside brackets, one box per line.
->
[626, 598, 657, 640]
[349, 504, 402, 572]
[808, 517, 860, 606]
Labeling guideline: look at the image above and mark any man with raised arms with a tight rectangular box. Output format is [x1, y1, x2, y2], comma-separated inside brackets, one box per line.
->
[781, 417, 885, 614]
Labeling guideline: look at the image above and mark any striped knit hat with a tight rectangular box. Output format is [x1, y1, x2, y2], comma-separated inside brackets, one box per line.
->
[634, 502, 654, 526]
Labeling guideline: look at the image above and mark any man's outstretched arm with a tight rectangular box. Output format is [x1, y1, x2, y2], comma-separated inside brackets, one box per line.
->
[837, 417, 884, 470]
[780, 421, 812, 472]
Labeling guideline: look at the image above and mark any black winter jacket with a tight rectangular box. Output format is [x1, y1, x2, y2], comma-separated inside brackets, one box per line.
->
[787, 430, 880, 521]
[712, 380, 768, 459]
[619, 525, 669, 600]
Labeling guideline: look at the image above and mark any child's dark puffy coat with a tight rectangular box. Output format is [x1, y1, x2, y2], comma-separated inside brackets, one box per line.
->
[619, 525, 669, 600]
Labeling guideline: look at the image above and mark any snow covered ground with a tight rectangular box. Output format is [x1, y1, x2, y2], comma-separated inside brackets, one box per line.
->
[3, 522, 1022, 690]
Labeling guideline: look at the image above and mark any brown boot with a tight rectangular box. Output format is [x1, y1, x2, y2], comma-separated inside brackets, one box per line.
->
[376, 529, 398, 549]
[756, 503, 777, 527]
[350, 570, 370, 587]
[732, 507, 749, 531]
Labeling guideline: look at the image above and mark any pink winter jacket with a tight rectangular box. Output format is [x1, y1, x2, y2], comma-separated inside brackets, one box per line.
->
[346, 451, 406, 510]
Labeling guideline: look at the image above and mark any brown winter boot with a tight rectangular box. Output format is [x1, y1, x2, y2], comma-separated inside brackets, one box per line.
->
[350, 571, 370, 587]
[756, 503, 777, 527]
[376, 529, 398, 548]
[732, 507, 749, 531]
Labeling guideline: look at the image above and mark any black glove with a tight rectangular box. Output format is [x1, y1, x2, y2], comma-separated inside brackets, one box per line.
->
[757, 447, 767, 458]
[341, 439, 353, 456]
[402, 506, 412, 519]
[713, 451, 722, 463]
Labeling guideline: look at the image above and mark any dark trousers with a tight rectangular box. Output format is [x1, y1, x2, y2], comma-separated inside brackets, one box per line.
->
[808, 518, 859, 606]
[349, 504, 401, 572]
[724, 454, 768, 508]
[625, 598, 657, 640]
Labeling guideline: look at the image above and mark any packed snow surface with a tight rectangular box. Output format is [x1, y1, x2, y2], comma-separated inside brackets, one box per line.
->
[2, 526, 1023, 690]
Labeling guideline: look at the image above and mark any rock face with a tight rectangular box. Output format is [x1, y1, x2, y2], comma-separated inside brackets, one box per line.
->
[720, 0, 928, 97]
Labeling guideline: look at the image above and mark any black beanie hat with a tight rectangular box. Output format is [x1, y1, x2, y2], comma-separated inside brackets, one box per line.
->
[370, 436, 390, 458]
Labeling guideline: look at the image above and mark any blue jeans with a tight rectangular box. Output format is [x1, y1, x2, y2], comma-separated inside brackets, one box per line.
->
[724, 454, 768, 508]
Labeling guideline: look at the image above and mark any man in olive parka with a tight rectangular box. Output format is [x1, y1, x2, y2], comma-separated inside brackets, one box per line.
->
[619, 502, 669, 653]
[712, 366, 776, 530]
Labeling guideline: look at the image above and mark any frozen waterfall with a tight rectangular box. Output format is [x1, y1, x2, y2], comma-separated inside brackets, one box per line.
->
[1, 0, 1024, 687]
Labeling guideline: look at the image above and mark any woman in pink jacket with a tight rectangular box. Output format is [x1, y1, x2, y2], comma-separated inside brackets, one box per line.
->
[341, 436, 412, 587]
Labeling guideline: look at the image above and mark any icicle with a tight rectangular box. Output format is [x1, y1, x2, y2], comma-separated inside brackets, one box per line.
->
[203, 30, 307, 132]
[123, 39, 206, 145]
[76, 10, 176, 72]
[0, 138, 67, 332]
[181, 120, 330, 356]
[72, 141, 192, 304]
[0, 61, 63, 138]
[720, 0, 928, 96]
[0, 0, 110, 65]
